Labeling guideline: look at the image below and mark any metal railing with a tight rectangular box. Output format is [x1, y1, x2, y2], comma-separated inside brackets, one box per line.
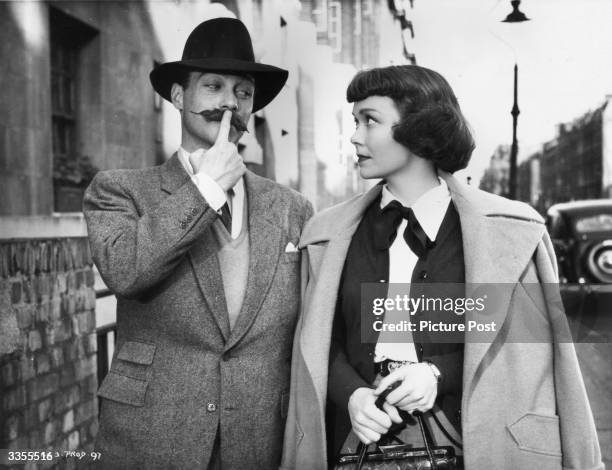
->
[95, 288, 116, 388]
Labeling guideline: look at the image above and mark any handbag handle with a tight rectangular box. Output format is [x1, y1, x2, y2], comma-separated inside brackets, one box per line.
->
[355, 382, 438, 470]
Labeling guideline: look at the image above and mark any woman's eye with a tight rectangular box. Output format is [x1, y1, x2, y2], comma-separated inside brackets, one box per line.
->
[366, 116, 377, 125]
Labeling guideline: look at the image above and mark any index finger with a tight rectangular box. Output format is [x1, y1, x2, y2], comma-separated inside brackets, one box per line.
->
[215, 110, 232, 144]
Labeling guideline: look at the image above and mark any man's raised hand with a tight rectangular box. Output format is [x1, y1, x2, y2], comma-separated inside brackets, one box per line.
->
[190, 110, 246, 191]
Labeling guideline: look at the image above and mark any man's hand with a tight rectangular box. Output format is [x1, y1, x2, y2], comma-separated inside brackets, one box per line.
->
[348, 388, 402, 445]
[374, 363, 438, 414]
[189, 110, 246, 191]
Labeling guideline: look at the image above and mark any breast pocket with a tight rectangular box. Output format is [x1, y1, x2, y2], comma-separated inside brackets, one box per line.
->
[280, 251, 301, 264]
[98, 341, 156, 407]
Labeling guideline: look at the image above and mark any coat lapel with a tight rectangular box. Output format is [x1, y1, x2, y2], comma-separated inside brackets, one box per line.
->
[225, 171, 283, 350]
[441, 173, 546, 401]
[160, 154, 232, 340]
[299, 185, 382, 406]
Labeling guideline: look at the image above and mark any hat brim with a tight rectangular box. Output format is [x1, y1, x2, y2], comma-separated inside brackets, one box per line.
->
[150, 58, 288, 112]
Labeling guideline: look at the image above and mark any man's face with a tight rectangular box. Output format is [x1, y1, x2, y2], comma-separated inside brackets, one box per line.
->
[173, 72, 255, 150]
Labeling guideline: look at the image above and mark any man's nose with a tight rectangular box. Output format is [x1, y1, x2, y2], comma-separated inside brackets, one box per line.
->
[219, 89, 238, 111]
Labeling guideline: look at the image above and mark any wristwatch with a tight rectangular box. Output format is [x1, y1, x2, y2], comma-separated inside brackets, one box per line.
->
[424, 361, 442, 384]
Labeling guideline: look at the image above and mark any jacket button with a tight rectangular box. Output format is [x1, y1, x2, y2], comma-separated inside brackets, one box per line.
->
[419, 270, 428, 279]
[186, 214, 193, 222]
[191, 207, 198, 215]
[180, 223, 186, 229]
[206, 403, 217, 412]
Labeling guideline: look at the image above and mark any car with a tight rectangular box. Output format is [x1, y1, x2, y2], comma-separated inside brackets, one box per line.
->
[546, 199, 612, 284]
[546, 200, 612, 340]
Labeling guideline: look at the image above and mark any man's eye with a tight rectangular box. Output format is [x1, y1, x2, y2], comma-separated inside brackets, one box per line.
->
[237, 89, 253, 99]
[204, 83, 220, 90]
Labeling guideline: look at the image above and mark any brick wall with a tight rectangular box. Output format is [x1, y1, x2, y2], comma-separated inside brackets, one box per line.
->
[0, 238, 97, 468]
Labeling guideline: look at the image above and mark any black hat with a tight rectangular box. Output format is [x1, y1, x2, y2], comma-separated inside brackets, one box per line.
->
[150, 18, 288, 112]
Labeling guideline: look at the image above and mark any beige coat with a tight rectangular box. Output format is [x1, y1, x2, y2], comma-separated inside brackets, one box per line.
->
[281, 172, 603, 470]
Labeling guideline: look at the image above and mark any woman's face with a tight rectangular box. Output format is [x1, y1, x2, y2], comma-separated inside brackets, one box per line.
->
[350, 95, 412, 180]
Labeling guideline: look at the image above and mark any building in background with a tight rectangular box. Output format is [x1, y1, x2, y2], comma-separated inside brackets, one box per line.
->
[479, 144, 510, 197]
[0, 0, 416, 459]
[480, 96, 612, 214]
[537, 98, 612, 209]
[517, 154, 540, 209]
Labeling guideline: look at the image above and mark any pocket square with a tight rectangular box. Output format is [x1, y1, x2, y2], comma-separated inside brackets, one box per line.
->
[285, 241, 299, 253]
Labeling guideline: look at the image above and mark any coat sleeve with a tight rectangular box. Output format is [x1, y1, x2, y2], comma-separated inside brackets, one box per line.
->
[83, 170, 219, 298]
[280, 248, 310, 470]
[535, 233, 604, 470]
[327, 307, 371, 410]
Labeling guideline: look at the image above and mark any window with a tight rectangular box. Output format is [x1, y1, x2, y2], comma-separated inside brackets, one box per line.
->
[49, 8, 97, 212]
[312, 0, 328, 33]
[329, 1, 342, 53]
[51, 35, 77, 166]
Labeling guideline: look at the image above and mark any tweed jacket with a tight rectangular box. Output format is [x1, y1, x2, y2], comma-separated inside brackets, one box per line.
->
[280, 172, 603, 470]
[84, 154, 313, 469]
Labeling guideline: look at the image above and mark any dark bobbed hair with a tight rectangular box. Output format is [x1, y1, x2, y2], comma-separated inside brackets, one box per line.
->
[346, 65, 475, 173]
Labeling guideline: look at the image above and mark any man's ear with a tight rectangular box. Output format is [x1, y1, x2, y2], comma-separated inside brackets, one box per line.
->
[170, 83, 184, 111]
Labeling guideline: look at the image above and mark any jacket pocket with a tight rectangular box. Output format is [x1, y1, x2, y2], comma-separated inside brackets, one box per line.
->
[507, 412, 562, 457]
[117, 340, 156, 364]
[112, 340, 156, 381]
[98, 371, 148, 407]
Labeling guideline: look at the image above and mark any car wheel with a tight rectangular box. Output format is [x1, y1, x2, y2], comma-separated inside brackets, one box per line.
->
[586, 240, 612, 283]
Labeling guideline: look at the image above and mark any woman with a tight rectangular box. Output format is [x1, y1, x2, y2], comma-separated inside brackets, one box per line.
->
[280, 65, 602, 470]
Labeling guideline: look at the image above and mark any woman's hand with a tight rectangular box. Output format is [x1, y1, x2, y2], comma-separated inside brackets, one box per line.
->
[348, 387, 403, 444]
[374, 363, 438, 413]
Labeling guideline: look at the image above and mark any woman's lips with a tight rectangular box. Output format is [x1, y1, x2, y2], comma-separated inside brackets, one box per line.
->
[357, 154, 371, 163]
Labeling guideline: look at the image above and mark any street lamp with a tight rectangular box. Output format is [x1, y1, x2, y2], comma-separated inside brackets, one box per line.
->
[502, 0, 529, 199]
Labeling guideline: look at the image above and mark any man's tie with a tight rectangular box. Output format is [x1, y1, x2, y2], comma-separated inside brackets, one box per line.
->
[217, 188, 234, 232]
[218, 202, 232, 232]
[374, 200, 435, 257]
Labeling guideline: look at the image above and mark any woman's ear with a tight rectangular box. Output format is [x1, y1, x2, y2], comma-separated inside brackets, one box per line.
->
[170, 83, 184, 111]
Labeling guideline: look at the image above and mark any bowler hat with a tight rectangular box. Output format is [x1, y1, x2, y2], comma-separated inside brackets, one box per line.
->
[150, 18, 288, 112]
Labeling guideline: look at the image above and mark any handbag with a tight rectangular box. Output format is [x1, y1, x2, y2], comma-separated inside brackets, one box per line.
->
[334, 387, 457, 470]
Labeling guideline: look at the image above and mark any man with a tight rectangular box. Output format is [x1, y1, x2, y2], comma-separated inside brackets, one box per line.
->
[84, 18, 313, 469]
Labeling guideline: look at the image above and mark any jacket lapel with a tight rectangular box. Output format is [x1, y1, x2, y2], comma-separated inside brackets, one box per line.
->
[160, 153, 190, 194]
[160, 154, 232, 340]
[225, 171, 283, 350]
[442, 173, 546, 401]
[189, 237, 232, 341]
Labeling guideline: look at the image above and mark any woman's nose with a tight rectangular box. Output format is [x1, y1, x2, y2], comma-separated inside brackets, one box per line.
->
[350, 128, 362, 146]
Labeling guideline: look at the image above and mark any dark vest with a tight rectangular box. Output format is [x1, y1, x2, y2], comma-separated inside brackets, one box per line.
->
[327, 194, 465, 461]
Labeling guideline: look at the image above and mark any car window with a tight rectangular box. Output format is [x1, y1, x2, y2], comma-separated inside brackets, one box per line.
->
[575, 213, 612, 233]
